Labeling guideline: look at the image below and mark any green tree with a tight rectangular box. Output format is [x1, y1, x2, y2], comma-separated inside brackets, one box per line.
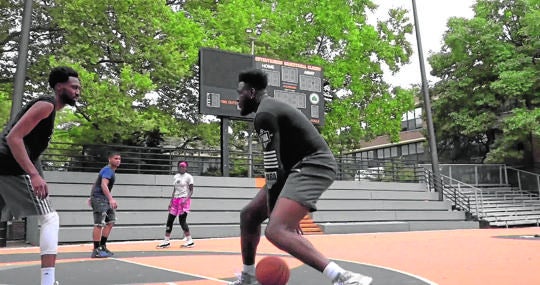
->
[186, 0, 415, 151]
[429, 0, 539, 164]
[1, 0, 416, 153]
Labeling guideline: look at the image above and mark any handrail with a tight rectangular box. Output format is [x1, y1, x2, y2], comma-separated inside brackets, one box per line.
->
[506, 167, 540, 195]
[422, 169, 480, 221]
[439, 174, 486, 219]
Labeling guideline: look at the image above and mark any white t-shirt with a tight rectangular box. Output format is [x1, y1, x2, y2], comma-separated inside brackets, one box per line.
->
[172, 172, 194, 198]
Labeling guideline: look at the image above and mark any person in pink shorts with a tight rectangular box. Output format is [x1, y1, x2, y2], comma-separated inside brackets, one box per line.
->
[157, 160, 195, 248]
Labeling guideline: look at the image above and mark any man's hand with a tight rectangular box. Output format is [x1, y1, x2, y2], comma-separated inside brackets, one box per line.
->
[109, 198, 118, 209]
[87, 197, 92, 207]
[30, 174, 48, 199]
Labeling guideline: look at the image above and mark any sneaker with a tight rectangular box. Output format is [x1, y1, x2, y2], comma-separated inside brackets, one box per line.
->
[228, 271, 259, 285]
[102, 245, 114, 256]
[182, 241, 195, 248]
[156, 240, 170, 248]
[91, 246, 110, 258]
[333, 271, 373, 285]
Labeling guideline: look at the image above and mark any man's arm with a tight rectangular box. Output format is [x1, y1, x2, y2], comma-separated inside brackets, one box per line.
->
[6, 101, 54, 198]
[101, 178, 118, 209]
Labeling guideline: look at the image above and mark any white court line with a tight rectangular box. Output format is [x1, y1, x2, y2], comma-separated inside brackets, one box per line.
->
[113, 257, 229, 284]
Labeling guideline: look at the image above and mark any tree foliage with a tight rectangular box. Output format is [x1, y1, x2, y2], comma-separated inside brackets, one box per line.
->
[429, 0, 539, 164]
[1, 0, 416, 153]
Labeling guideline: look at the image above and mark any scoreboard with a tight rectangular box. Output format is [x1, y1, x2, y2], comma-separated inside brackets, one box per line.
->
[254, 56, 324, 125]
[199, 48, 255, 119]
[199, 48, 325, 125]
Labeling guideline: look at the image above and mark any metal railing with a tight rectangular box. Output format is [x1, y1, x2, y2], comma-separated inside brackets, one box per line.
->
[506, 167, 540, 195]
[422, 169, 477, 221]
[41, 142, 426, 182]
[419, 163, 508, 186]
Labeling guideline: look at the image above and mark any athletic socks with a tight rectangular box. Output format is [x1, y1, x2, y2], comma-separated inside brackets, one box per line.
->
[93, 241, 100, 249]
[323, 261, 345, 281]
[100, 236, 108, 247]
[243, 264, 255, 276]
[41, 267, 55, 285]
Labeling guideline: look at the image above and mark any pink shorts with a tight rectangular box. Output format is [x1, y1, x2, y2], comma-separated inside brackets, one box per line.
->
[169, 197, 191, 216]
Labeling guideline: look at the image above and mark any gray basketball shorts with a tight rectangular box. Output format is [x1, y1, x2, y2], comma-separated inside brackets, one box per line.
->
[90, 197, 116, 226]
[279, 164, 336, 212]
[0, 174, 55, 221]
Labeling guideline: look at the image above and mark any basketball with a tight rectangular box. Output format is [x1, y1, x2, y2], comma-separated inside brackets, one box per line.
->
[255, 256, 290, 285]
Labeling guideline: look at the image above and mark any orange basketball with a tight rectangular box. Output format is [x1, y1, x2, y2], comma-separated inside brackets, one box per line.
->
[255, 256, 290, 285]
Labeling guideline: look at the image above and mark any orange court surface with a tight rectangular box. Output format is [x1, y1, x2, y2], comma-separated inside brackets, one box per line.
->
[1, 227, 539, 285]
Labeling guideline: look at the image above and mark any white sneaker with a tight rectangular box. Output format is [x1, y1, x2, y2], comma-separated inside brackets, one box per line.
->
[182, 241, 195, 248]
[228, 271, 259, 285]
[156, 240, 170, 248]
[333, 271, 373, 285]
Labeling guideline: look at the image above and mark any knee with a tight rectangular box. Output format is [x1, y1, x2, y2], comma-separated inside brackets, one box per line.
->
[39, 212, 59, 255]
[240, 206, 257, 224]
[264, 222, 285, 246]
[39, 212, 59, 229]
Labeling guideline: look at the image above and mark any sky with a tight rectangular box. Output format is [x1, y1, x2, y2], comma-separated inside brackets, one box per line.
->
[370, 0, 476, 88]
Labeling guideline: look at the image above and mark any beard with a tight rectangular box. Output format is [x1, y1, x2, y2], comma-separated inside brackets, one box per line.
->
[240, 99, 258, 116]
[60, 91, 76, 106]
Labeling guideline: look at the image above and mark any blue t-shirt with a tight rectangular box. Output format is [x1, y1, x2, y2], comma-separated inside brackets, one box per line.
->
[91, 165, 116, 199]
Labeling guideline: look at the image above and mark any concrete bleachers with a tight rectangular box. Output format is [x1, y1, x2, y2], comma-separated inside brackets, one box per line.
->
[25, 171, 479, 245]
[314, 181, 479, 233]
[36, 171, 258, 245]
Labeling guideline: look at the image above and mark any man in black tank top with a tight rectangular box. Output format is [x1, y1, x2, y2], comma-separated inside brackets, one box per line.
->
[0, 66, 81, 285]
[227, 69, 373, 285]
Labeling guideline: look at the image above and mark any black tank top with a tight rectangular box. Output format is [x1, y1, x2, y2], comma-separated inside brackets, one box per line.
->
[0, 95, 56, 175]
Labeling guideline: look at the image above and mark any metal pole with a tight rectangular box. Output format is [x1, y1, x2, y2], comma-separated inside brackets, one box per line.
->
[221, 118, 230, 177]
[1, 0, 33, 249]
[411, 0, 442, 200]
[247, 38, 255, 178]
[10, 0, 33, 120]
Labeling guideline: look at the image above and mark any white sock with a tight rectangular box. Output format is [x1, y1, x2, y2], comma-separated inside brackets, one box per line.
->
[164, 236, 170, 241]
[323, 262, 345, 281]
[243, 264, 255, 275]
[186, 235, 193, 243]
[41, 267, 55, 285]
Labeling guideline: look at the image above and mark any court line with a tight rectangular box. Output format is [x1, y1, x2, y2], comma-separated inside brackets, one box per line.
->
[114, 257, 230, 284]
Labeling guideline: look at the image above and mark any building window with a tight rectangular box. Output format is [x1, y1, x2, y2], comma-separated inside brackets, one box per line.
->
[390, 146, 398, 157]
[417, 142, 424, 153]
[377, 149, 384, 159]
[401, 144, 409, 155]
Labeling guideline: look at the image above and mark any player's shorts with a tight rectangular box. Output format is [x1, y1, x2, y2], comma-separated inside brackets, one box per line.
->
[169, 197, 191, 216]
[91, 197, 116, 226]
[279, 163, 336, 212]
[0, 174, 56, 221]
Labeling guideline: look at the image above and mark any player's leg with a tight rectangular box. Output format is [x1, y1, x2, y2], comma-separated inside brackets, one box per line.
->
[157, 213, 177, 248]
[100, 207, 116, 255]
[90, 198, 109, 258]
[179, 198, 194, 247]
[179, 213, 194, 247]
[228, 188, 269, 285]
[39, 212, 59, 285]
[0, 175, 59, 285]
[268, 165, 372, 285]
